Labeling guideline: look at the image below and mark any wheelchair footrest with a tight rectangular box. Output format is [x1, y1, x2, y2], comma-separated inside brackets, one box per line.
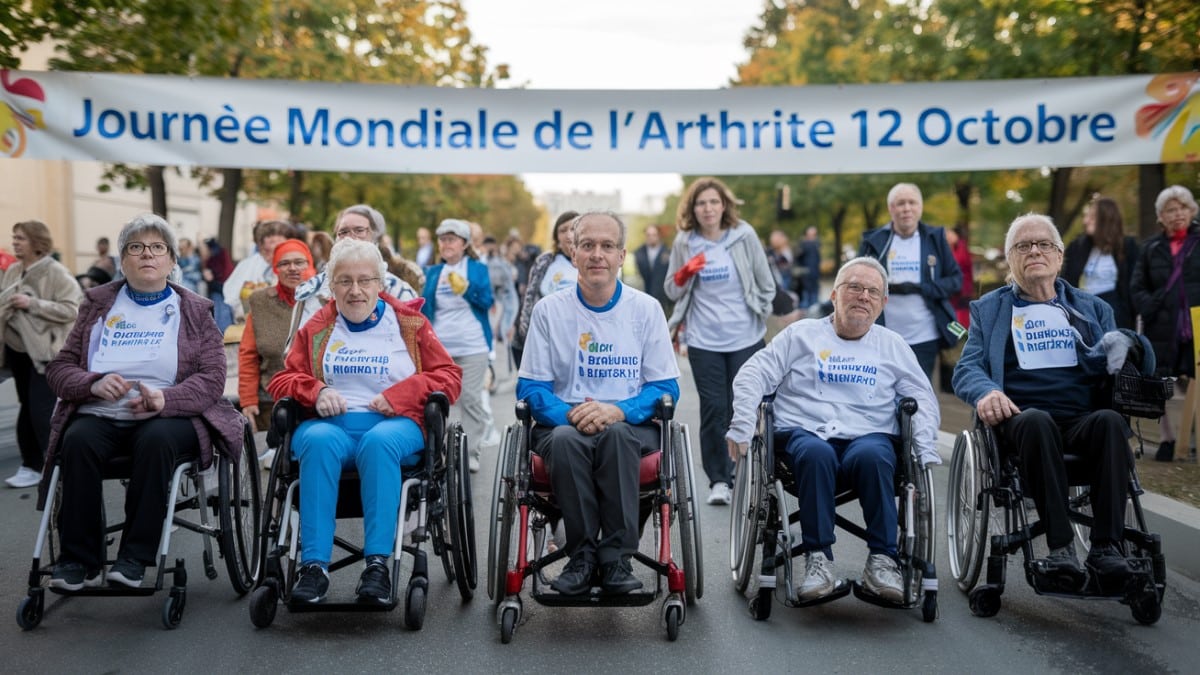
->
[1027, 557, 1154, 600]
[784, 579, 852, 608]
[531, 588, 659, 608]
[851, 581, 916, 610]
[286, 599, 399, 613]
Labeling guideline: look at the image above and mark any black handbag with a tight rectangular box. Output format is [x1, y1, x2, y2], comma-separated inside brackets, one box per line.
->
[1110, 362, 1175, 420]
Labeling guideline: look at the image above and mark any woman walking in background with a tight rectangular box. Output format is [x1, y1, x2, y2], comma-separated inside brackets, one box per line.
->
[1064, 196, 1140, 330]
[665, 177, 775, 505]
[511, 210, 579, 368]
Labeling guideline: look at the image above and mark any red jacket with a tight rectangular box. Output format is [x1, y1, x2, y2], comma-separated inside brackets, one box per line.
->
[268, 293, 461, 430]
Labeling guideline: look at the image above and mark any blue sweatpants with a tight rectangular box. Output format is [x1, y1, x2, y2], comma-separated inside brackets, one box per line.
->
[292, 412, 424, 566]
[779, 429, 897, 558]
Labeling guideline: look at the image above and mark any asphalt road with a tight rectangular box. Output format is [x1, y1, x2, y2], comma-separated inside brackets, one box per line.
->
[0, 360, 1197, 674]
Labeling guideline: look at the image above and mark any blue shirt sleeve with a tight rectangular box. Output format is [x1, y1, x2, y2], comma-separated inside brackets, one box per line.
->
[616, 378, 680, 425]
[516, 377, 572, 427]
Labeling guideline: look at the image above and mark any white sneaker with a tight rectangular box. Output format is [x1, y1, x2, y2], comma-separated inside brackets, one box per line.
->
[706, 482, 732, 505]
[5, 466, 41, 489]
[797, 552, 837, 602]
[862, 553, 904, 603]
[469, 456, 480, 473]
[259, 448, 276, 471]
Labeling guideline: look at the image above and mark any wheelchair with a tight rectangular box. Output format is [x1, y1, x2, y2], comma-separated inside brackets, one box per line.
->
[945, 416, 1165, 624]
[730, 396, 938, 622]
[488, 395, 703, 643]
[18, 420, 261, 630]
[248, 392, 476, 629]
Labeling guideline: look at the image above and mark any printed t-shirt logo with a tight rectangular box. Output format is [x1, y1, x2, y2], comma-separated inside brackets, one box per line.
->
[816, 349, 877, 386]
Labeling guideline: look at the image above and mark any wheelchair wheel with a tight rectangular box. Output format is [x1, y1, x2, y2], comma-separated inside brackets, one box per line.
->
[16, 592, 43, 631]
[947, 430, 989, 593]
[500, 605, 518, 644]
[162, 587, 186, 629]
[1130, 585, 1162, 625]
[257, 433, 293, 589]
[405, 578, 428, 630]
[444, 423, 477, 601]
[218, 424, 262, 595]
[489, 424, 522, 604]
[248, 583, 278, 628]
[1069, 486, 1135, 554]
[729, 448, 762, 593]
[673, 423, 703, 604]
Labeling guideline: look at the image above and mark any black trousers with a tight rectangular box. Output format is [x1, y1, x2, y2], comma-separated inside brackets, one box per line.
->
[998, 408, 1131, 550]
[6, 346, 55, 471]
[687, 341, 764, 488]
[533, 422, 659, 565]
[57, 415, 198, 569]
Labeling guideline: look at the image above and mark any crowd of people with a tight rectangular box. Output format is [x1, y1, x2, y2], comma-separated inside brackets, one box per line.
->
[0, 178, 1195, 605]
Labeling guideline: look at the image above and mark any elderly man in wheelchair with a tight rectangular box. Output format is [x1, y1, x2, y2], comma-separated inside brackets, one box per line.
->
[515, 211, 681, 597]
[951, 213, 1157, 597]
[727, 256, 940, 607]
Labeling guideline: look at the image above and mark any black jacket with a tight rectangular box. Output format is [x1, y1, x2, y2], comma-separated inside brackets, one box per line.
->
[1062, 234, 1140, 330]
[1131, 220, 1200, 376]
[634, 243, 671, 307]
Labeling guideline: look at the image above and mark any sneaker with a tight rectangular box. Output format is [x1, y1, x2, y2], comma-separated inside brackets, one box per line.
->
[706, 483, 732, 506]
[600, 557, 643, 595]
[551, 555, 595, 595]
[1040, 542, 1086, 586]
[356, 556, 392, 604]
[798, 552, 837, 601]
[1086, 542, 1133, 582]
[107, 558, 146, 588]
[291, 564, 330, 603]
[5, 466, 41, 489]
[469, 456, 480, 473]
[49, 562, 102, 592]
[862, 553, 904, 603]
[1155, 440, 1175, 462]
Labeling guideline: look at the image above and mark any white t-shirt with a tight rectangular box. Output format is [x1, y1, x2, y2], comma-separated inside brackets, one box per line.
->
[223, 254, 275, 314]
[519, 284, 680, 403]
[79, 289, 181, 420]
[321, 305, 415, 411]
[726, 316, 941, 466]
[431, 259, 487, 357]
[684, 230, 761, 351]
[1080, 250, 1118, 295]
[540, 254, 578, 298]
[1010, 303, 1078, 370]
[882, 232, 938, 344]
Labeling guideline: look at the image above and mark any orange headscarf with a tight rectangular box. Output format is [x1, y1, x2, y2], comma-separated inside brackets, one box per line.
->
[272, 239, 315, 306]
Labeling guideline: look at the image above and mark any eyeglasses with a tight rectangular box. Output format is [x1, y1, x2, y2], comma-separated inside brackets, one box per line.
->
[275, 259, 310, 270]
[837, 282, 884, 300]
[332, 277, 381, 291]
[335, 226, 371, 239]
[1010, 240, 1060, 255]
[576, 240, 622, 254]
[124, 241, 170, 256]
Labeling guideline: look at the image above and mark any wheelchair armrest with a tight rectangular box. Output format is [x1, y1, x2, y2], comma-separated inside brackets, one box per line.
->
[656, 394, 675, 422]
[515, 399, 530, 423]
[267, 397, 302, 447]
[897, 396, 918, 417]
[426, 391, 450, 418]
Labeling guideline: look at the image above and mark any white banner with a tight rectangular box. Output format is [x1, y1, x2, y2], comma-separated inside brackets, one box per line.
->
[2, 69, 1197, 174]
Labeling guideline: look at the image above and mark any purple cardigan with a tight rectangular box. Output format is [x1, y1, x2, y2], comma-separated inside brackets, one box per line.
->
[39, 280, 244, 507]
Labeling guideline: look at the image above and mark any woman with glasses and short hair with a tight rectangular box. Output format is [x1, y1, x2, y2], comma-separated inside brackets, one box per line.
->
[420, 218, 495, 473]
[43, 213, 244, 590]
[269, 238, 462, 604]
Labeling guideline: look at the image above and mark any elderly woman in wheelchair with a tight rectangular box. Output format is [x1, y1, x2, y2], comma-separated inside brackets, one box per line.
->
[951, 213, 1162, 616]
[727, 257, 940, 613]
[267, 239, 462, 605]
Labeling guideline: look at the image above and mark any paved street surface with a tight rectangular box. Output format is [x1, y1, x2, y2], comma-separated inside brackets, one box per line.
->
[0, 359, 1197, 673]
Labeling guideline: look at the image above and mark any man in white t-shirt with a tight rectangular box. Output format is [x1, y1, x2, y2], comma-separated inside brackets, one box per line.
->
[517, 211, 681, 597]
[858, 183, 964, 379]
[726, 256, 939, 605]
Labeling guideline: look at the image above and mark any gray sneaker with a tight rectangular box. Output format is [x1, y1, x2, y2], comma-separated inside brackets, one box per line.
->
[797, 552, 837, 602]
[862, 553, 904, 603]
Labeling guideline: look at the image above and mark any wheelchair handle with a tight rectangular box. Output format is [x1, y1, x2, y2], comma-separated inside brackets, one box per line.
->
[898, 397, 918, 416]
[657, 394, 675, 422]
[515, 399, 530, 423]
[426, 391, 450, 417]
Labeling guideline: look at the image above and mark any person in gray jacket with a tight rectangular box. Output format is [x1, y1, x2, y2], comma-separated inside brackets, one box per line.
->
[665, 177, 775, 505]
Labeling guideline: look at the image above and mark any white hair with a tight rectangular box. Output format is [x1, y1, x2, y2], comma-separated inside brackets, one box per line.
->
[887, 182, 922, 207]
[1003, 213, 1064, 257]
[1156, 185, 1198, 216]
[327, 238, 386, 281]
[833, 256, 889, 296]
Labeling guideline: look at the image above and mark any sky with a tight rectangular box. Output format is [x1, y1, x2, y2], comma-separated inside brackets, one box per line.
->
[460, 0, 767, 213]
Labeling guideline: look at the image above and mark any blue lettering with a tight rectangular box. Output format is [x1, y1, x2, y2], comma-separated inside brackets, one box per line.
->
[289, 108, 328, 146]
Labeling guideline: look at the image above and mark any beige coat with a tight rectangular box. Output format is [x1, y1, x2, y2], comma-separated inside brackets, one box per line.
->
[0, 256, 83, 373]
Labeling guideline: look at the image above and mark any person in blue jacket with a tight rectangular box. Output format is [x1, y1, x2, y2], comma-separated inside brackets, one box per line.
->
[953, 213, 1154, 590]
[422, 218, 494, 472]
[859, 183, 963, 378]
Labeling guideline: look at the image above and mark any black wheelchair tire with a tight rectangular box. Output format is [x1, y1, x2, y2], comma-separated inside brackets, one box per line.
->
[730, 451, 761, 593]
[445, 423, 476, 601]
[218, 424, 262, 595]
[489, 424, 521, 605]
[673, 424, 703, 604]
[947, 430, 988, 593]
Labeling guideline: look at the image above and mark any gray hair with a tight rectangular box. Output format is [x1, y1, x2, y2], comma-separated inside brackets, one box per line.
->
[327, 238, 387, 282]
[571, 211, 627, 248]
[887, 182, 922, 207]
[336, 204, 386, 242]
[1155, 185, 1198, 216]
[833, 256, 889, 296]
[118, 213, 178, 262]
[1003, 213, 1064, 258]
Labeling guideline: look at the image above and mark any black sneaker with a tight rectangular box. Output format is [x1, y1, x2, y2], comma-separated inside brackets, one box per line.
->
[49, 562, 102, 592]
[1086, 543, 1134, 582]
[1039, 542, 1086, 588]
[551, 555, 595, 595]
[356, 557, 392, 604]
[1155, 440, 1175, 462]
[107, 558, 146, 588]
[291, 564, 329, 603]
[599, 557, 642, 595]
